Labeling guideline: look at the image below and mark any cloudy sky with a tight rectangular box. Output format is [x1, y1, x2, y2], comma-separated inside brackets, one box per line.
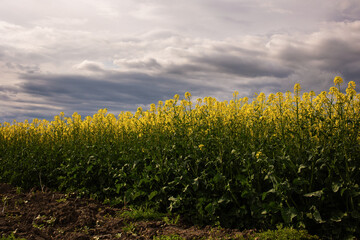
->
[1, 0, 360, 122]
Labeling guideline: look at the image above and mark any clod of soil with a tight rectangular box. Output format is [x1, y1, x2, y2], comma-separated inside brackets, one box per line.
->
[0, 183, 254, 239]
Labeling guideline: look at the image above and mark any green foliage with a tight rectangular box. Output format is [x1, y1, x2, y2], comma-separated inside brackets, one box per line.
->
[163, 214, 180, 225]
[118, 206, 166, 221]
[151, 227, 319, 240]
[0, 234, 26, 240]
[122, 222, 137, 236]
[251, 226, 319, 240]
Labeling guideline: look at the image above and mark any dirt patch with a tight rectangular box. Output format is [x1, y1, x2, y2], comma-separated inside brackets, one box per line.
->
[0, 183, 254, 239]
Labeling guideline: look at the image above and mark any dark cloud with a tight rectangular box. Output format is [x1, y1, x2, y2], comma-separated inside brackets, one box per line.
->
[157, 41, 293, 79]
[116, 58, 162, 70]
[6, 105, 60, 120]
[0, 85, 18, 94]
[332, 0, 360, 21]
[270, 21, 360, 88]
[6, 62, 40, 74]
[164, 63, 210, 76]
[7, 71, 219, 121]
[192, 54, 292, 78]
[19, 73, 169, 103]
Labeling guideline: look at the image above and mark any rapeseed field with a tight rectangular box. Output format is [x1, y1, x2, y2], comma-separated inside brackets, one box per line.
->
[1, 77, 359, 238]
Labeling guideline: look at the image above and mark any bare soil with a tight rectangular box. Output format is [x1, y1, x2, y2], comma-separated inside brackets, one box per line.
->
[0, 183, 254, 239]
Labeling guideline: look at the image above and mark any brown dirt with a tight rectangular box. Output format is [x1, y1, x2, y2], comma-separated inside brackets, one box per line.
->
[0, 183, 255, 239]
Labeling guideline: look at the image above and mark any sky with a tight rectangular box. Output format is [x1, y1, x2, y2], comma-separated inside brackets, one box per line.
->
[1, 0, 360, 122]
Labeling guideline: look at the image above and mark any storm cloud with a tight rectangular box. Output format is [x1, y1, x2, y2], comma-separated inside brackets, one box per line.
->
[1, 0, 360, 122]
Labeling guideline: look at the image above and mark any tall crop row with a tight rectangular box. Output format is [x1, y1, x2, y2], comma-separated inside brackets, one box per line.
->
[1, 77, 360, 238]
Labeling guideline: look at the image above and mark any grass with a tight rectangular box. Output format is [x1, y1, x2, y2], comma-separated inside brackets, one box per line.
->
[118, 205, 167, 221]
[0, 234, 26, 240]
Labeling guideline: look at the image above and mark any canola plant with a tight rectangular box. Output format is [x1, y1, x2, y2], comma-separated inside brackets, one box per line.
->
[0, 77, 359, 238]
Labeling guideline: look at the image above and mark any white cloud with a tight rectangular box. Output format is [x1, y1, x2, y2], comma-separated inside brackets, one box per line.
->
[73, 60, 106, 72]
[129, 3, 162, 20]
[33, 17, 88, 28]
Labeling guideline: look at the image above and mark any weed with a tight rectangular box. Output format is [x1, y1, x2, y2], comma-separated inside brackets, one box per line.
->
[0, 233, 26, 240]
[251, 226, 319, 240]
[32, 222, 45, 230]
[118, 206, 166, 221]
[2, 196, 9, 214]
[55, 198, 67, 203]
[163, 214, 180, 225]
[122, 222, 137, 236]
[153, 234, 185, 240]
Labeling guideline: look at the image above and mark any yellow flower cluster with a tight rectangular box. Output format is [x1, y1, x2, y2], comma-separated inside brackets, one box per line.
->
[1, 77, 359, 150]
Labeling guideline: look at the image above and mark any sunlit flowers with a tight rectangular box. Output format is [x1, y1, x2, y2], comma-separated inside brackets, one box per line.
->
[334, 76, 343, 85]
[1, 77, 359, 157]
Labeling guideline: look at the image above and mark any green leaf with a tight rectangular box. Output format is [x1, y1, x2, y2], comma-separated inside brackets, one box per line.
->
[192, 177, 199, 191]
[332, 182, 341, 193]
[241, 190, 249, 198]
[205, 202, 216, 215]
[262, 188, 275, 201]
[292, 177, 309, 186]
[148, 190, 158, 200]
[313, 209, 325, 223]
[330, 210, 346, 222]
[217, 196, 230, 205]
[168, 196, 182, 211]
[168, 196, 177, 202]
[154, 175, 160, 182]
[310, 206, 325, 224]
[213, 173, 222, 183]
[281, 207, 297, 223]
[115, 183, 124, 194]
[304, 189, 323, 197]
[182, 184, 189, 193]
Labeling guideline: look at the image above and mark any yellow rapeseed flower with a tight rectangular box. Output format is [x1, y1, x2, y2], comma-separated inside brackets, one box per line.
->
[294, 83, 301, 95]
[198, 144, 205, 151]
[346, 81, 356, 97]
[233, 91, 239, 98]
[334, 76, 343, 85]
[329, 86, 338, 95]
